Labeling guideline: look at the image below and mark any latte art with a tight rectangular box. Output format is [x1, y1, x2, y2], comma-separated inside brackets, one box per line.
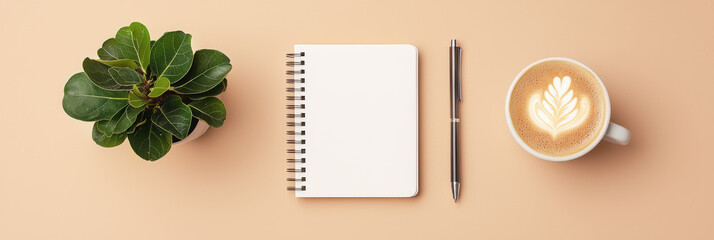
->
[508, 60, 607, 157]
[528, 76, 590, 138]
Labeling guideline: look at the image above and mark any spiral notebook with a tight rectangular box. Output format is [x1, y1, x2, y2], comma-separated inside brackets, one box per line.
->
[286, 44, 419, 197]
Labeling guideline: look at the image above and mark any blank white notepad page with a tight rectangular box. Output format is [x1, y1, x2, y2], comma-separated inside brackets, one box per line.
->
[292, 45, 418, 197]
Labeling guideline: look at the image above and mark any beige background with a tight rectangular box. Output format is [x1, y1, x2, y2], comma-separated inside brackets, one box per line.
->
[1, 0, 713, 239]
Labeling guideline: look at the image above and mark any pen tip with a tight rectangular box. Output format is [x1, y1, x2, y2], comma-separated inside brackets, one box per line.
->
[451, 39, 456, 46]
[452, 182, 460, 203]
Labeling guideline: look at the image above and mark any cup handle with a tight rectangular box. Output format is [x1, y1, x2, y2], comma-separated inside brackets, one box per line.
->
[603, 122, 630, 145]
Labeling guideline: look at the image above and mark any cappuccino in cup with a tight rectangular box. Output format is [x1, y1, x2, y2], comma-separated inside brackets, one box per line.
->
[506, 57, 630, 161]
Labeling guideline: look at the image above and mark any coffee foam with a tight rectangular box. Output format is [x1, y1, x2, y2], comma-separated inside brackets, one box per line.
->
[509, 61, 606, 156]
[528, 76, 590, 137]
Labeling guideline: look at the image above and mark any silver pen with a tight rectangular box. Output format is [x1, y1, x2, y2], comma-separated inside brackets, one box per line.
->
[450, 39, 462, 202]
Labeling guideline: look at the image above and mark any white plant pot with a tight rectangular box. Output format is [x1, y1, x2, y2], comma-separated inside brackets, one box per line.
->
[172, 120, 210, 145]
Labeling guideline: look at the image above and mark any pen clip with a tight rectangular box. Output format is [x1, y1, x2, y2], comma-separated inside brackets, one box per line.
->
[458, 48, 462, 101]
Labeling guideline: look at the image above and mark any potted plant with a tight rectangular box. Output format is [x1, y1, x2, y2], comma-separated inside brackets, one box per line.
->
[62, 22, 231, 161]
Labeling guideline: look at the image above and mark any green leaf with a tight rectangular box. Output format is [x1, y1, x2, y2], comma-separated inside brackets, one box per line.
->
[97, 22, 151, 72]
[188, 78, 227, 100]
[128, 121, 172, 161]
[95, 107, 124, 134]
[95, 120, 111, 135]
[149, 31, 193, 83]
[96, 59, 139, 70]
[97, 105, 145, 134]
[97, 38, 121, 60]
[148, 77, 170, 98]
[187, 97, 226, 127]
[127, 22, 151, 71]
[63, 72, 129, 121]
[126, 111, 147, 134]
[109, 67, 143, 85]
[92, 122, 127, 147]
[132, 84, 144, 96]
[83, 58, 131, 90]
[173, 50, 232, 94]
[150, 95, 192, 139]
[128, 85, 148, 108]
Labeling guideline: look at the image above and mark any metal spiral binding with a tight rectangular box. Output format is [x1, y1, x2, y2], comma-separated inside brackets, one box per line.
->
[286, 96, 305, 100]
[287, 51, 307, 192]
[286, 69, 305, 75]
[286, 87, 305, 92]
[287, 149, 306, 154]
[286, 104, 305, 110]
[287, 113, 305, 118]
[287, 52, 305, 58]
[287, 130, 305, 135]
[286, 78, 305, 83]
[287, 186, 306, 191]
[287, 158, 306, 163]
[287, 139, 306, 144]
[287, 167, 306, 173]
[286, 60, 305, 66]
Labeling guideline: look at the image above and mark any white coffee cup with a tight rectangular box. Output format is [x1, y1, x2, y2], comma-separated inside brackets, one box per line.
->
[505, 57, 630, 161]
